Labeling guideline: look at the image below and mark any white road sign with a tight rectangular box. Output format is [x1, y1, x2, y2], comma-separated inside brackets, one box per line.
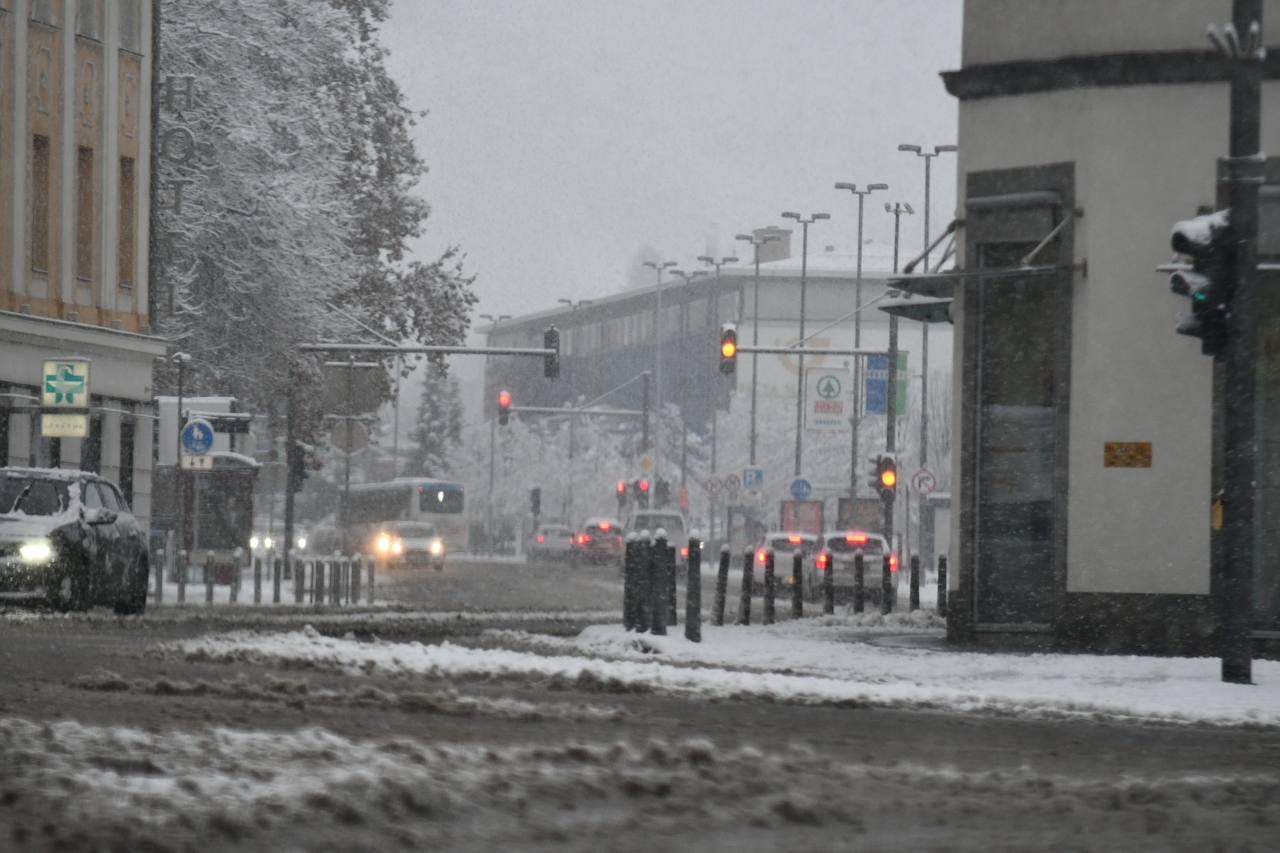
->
[805, 366, 848, 431]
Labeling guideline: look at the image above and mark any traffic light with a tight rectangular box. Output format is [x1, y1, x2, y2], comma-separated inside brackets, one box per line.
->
[719, 322, 738, 375]
[870, 453, 897, 502]
[635, 478, 650, 508]
[530, 487, 541, 517]
[655, 478, 671, 508]
[616, 480, 627, 511]
[544, 326, 560, 379]
[286, 440, 309, 494]
[1169, 209, 1234, 357]
[497, 390, 512, 425]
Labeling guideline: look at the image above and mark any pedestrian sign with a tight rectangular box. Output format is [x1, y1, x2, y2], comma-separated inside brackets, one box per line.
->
[41, 359, 90, 407]
[181, 418, 215, 455]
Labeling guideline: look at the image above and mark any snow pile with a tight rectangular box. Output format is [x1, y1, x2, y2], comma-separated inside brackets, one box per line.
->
[173, 624, 1280, 728]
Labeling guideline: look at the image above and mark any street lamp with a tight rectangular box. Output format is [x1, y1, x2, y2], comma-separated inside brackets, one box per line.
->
[834, 182, 887, 499]
[899, 143, 956, 564]
[697, 254, 739, 534]
[170, 352, 191, 602]
[780, 211, 829, 478]
[736, 232, 779, 466]
[643, 259, 677, 479]
[668, 269, 707, 490]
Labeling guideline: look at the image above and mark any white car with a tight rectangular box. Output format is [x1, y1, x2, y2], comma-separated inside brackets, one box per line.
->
[813, 530, 896, 603]
[628, 510, 690, 558]
[528, 523, 576, 564]
[753, 531, 820, 587]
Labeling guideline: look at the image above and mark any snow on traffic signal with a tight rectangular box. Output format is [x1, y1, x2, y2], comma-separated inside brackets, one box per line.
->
[1169, 209, 1234, 357]
[719, 323, 738, 375]
[497, 390, 512, 425]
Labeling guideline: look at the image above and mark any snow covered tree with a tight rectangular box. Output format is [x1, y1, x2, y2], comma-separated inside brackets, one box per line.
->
[406, 366, 463, 478]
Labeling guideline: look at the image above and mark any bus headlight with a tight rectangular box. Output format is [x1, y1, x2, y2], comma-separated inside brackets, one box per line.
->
[296, 536, 307, 551]
[19, 539, 53, 564]
[429, 538, 444, 557]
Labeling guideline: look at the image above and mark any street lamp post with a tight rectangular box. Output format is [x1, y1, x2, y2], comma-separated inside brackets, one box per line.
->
[833, 182, 887, 498]
[171, 352, 190, 603]
[780, 211, 830, 478]
[555, 299, 591, 524]
[479, 314, 510, 553]
[698, 254, 739, 539]
[898, 143, 955, 563]
[668, 269, 707, 492]
[642, 260, 677, 479]
[735, 233, 778, 466]
[885, 201, 914, 561]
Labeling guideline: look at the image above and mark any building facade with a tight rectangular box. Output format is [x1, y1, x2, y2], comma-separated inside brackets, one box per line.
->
[1, 1, 163, 521]
[918, 0, 1280, 655]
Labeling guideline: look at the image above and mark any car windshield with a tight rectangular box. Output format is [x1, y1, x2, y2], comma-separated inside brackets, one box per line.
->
[0, 474, 70, 516]
[393, 523, 437, 537]
[827, 534, 886, 555]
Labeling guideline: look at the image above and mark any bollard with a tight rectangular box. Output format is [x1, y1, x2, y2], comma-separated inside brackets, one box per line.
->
[853, 550, 865, 613]
[909, 554, 921, 611]
[622, 535, 638, 630]
[650, 532, 668, 636]
[313, 559, 324, 605]
[295, 557, 305, 604]
[736, 548, 754, 625]
[177, 549, 187, 604]
[685, 538, 701, 643]
[273, 556, 283, 604]
[763, 549, 776, 625]
[229, 550, 241, 604]
[821, 550, 835, 615]
[937, 555, 948, 617]
[667, 542, 678, 627]
[330, 559, 341, 605]
[636, 532, 652, 633]
[881, 554, 893, 616]
[351, 556, 362, 604]
[791, 551, 804, 620]
[367, 555, 375, 605]
[713, 545, 730, 626]
[205, 554, 214, 604]
[253, 556, 263, 604]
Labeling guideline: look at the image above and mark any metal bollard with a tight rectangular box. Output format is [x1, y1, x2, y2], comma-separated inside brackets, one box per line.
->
[636, 532, 652, 633]
[713, 545, 730, 626]
[937, 555, 948, 617]
[736, 548, 754, 625]
[650, 532, 668, 636]
[623, 535, 638, 630]
[177, 549, 187, 604]
[205, 554, 215, 604]
[685, 538, 701, 642]
[253, 556, 263, 604]
[909, 554, 921, 611]
[351, 556, 362, 603]
[330, 559, 341, 605]
[791, 551, 804, 620]
[763, 548, 776, 625]
[853, 550, 865, 613]
[313, 559, 324, 605]
[667, 542, 678, 627]
[273, 556, 283, 604]
[367, 555, 375, 605]
[294, 557, 305, 604]
[881, 554, 893, 616]
[822, 550, 835, 615]
[229, 550, 241, 604]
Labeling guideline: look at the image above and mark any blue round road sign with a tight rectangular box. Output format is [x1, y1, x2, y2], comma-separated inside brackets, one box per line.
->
[181, 418, 215, 455]
[789, 478, 812, 501]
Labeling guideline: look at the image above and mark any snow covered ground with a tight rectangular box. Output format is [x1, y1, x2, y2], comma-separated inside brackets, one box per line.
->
[173, 617, 1280, 729]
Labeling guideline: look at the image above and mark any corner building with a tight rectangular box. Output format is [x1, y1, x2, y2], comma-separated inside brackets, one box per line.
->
[921, 0, 1280, 655]
[0, 1, 164, 523]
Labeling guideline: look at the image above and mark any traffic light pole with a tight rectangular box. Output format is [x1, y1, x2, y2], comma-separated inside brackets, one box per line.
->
[1219, 0, 1263, 684]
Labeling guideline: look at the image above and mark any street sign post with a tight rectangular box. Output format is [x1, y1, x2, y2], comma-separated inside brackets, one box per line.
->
[742, 467, 764, 491]
[181, 418, 215, 455]
[723, 474, 741, 498]
[910, 468, 937, 494]
[789, 478, 812, 501]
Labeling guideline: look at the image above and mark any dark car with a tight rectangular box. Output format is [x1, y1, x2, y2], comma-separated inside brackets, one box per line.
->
[0, 468, 149, 613]
[572, 517, 625, 566]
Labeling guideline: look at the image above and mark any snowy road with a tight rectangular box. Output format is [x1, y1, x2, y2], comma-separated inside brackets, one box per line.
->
[0, 556, 1277, 851]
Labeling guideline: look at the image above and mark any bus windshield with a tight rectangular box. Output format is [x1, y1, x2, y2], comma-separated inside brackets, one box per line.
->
[419, 485, 464, 514]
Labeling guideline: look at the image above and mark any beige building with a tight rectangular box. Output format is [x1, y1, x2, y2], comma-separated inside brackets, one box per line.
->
[1, 0, 163, 522]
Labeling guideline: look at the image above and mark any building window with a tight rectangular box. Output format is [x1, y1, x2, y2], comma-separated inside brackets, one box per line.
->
[76, 147, 95, 281]
[118, 0, 142, 53]
[118, 157, 136, 287]
[31, 135, 51, 273]
[119, 419, 135, 505]
[75, 0, 101, 40]
[30, 0, 59, 26]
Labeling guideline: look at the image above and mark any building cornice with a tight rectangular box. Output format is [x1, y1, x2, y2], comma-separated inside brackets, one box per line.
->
[943, 48, 1280, 100]
[0, 309, 169, 358]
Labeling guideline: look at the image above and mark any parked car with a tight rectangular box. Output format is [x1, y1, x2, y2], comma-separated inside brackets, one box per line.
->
[572, 517, 625, 565]
[0, 467, 149, 613]
[813, 530, 896, 603]
[753, 531, 820, 587]
[528, 523, 576, 564]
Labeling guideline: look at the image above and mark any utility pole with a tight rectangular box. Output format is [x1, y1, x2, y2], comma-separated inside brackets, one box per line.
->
[735, 233, 778, 466]
[780, 212, 830, 477]
[1216, 0, 1264, 684]
[886, 201, 913, 564]
[643, 260, 677, 480]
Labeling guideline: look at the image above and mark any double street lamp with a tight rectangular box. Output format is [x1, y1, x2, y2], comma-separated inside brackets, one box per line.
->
[780, 210, 829, 477]
[735, 232, 778, 467]
[642, 260, 677, 479]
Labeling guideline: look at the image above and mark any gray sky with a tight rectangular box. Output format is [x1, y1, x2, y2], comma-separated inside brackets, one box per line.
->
[383, 0, 962, 320]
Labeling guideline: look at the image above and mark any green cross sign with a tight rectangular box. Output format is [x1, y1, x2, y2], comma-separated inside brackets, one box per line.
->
[43, 361, 89, 406]
[816, 375, 842, 399]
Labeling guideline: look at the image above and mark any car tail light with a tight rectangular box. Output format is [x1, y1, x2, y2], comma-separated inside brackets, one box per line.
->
[756, 548, 767, 564]
[787, 534, 802, 545]
[600, 520, 611, 532]
[681, 546, 689, 558]
[890, 554, 899, 572]
[845, 532, 867, 545]
[816, 552, 829, 570]
[577, 533, 590, 545]
[536, 534, 545, 544]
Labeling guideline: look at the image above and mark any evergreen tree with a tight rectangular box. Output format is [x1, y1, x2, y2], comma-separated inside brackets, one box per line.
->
[406, 367, 463, 477]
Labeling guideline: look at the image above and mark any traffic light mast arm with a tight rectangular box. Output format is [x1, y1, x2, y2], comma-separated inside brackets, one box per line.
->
[300, 343, 558, 358]
[733, 345, 890, 357]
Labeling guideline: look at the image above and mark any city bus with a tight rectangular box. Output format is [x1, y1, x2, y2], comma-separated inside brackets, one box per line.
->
[345, 478, 468, 556]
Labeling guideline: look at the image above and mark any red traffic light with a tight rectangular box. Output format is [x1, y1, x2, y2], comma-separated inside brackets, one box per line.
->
[616, 480, 626, 495]
[638, 479, 650, 492]
[497, 390, 512, 409]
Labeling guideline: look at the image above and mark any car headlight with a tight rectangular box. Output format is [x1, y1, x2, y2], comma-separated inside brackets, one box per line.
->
[375, 533, 391, 554]
[391, 538, 403, 556]
[19, 539, 53, 564]
[429, 538, 443, 556]
[296, 536, 307, 551]
[250, 535, 260, 550]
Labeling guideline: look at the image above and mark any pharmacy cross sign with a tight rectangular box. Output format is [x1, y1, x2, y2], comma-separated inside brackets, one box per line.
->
[44, 362, 87, 406]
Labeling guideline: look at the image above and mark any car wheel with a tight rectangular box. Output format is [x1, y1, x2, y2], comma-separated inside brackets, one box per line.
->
[46, 561, 91, 613]
[115, 556, 149, 616]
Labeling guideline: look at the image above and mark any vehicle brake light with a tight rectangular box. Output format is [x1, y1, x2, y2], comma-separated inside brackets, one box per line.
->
[681, 546, 689, 558]
[577, 533, 590, 545]
[845, 532, 867, 545]
[756, 549, 767, 564]
[787, 534, 802, 544]
[600, 521, 611, 531]
[536, 534, 545, 543]
[816, 552, 829, 570]
[890, 554, 899, 572]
